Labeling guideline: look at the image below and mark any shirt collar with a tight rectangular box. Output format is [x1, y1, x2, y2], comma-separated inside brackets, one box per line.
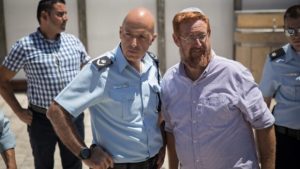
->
[285, 44, 300, 62]
[37, 27, 61, 43]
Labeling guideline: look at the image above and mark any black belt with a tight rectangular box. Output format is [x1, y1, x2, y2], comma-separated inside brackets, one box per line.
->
[110, 155, 158, 169]
[275, 125, 300, 141]
[29, 103, 47, 114]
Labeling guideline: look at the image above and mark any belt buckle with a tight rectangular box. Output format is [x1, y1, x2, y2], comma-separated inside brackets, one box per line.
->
[29, 104, 47, 114]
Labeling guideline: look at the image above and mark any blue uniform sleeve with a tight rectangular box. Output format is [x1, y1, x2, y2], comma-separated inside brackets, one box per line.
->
[0, 111, 16, 153]
[54, 62, 105, 117]
[259, 57, 277, 97]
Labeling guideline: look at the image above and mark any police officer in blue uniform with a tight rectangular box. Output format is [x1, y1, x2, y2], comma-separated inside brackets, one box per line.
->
[46, 7, 165, 169]
[259, 4, 300, 169]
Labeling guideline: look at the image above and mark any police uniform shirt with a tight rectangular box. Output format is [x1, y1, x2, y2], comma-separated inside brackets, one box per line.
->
[0, 110, 16, 153]
[259, 44, 300, 129]
[54, 45, 163, 163]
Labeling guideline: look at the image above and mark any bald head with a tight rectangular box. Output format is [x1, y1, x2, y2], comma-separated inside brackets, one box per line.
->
[119, 7, 157, 71]
[122, 7, 155, 33]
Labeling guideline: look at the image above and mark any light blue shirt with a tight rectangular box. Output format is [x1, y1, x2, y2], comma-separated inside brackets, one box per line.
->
[161, 52, 274, 169]
[55, 45, 163, 163]
[0, 110, 16, 153]
[259, 44, 300, 129]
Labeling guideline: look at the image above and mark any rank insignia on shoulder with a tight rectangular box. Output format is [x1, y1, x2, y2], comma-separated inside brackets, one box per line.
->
[269, 48, 285, 61]
[92, 56, 112, 70]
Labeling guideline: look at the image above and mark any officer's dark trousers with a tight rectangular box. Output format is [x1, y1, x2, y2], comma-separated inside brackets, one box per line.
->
[27, 110, 84, 169]
[275, 129, 300, 169]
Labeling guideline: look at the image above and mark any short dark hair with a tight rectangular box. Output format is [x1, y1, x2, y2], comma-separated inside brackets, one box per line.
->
[284, 4, 300, 21]
[37, 0, 66, 23]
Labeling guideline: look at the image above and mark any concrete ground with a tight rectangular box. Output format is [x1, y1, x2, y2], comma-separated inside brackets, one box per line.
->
[0, 94, 168, 169]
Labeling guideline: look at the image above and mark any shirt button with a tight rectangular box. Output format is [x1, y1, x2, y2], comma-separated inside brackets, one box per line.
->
[196, 159, 200, 163]
[193, 140, 197, 143]
[192, 120, 197, 124]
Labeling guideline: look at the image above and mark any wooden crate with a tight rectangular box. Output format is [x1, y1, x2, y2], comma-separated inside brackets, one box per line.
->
[234, 9, 287, 83]
[236, 9, 285, 29]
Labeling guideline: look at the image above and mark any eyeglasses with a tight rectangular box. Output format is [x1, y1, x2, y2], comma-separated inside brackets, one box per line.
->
[285, 28, 300, 37]
[180, 34, 208, 43]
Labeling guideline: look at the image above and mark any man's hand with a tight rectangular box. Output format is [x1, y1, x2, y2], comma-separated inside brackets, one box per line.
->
[83, 146, 114, 169]
[16, 108, 32, 125]
[1, 148, 17, 169]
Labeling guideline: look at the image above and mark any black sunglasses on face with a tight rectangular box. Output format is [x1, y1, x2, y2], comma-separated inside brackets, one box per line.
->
[285, 28, 300, 37]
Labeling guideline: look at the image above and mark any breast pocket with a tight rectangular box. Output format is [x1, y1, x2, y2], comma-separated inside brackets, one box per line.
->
[109, 86, 136, 121]
[199, 95, 236, 128]
[280, 76, 300, 101]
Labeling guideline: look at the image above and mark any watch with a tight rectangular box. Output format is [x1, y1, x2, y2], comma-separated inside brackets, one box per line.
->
[79, 147, 91, 160]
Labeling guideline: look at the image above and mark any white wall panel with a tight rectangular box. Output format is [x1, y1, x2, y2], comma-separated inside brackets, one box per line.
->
[3, 0, 297, 78]
[85, 0, 157, 58]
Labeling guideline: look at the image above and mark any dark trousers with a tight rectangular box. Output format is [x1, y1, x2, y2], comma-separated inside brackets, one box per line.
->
[108, 155, 158, 169]
[275, 128, 300, 169]
[27, 110, 84, 169]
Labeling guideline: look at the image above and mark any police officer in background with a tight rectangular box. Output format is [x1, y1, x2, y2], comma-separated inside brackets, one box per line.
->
[259, 4, 300, 169]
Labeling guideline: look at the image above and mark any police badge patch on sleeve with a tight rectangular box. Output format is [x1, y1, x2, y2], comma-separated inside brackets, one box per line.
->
[92, 56, 112, 70]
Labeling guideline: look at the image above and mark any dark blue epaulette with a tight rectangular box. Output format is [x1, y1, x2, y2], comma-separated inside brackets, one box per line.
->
[269, 48, 285, 61]
[92, 56, 113, 70]
[147, 51, 159, 64]
[147, 51, 162, 112]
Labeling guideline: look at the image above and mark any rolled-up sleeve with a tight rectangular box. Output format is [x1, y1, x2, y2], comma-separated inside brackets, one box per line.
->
[0, 112, 16, 153]
[237, 69, 275, 129]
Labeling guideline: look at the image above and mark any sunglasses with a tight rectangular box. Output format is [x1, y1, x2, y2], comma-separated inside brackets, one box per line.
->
[285, 28, 300, 37]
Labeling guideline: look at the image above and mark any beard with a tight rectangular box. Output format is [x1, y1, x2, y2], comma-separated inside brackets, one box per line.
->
[181, 46, 211, 69]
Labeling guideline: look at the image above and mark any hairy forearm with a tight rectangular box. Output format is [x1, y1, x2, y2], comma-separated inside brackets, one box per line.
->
[263, 97, 272, 110]
[0, 67, 23, 115]
[1, 148, 17, 169]
[46, 102, 86, 157]
[166, 132, 178, 169]
[0, 80, 23, 114]
[256, 126, 276, 169]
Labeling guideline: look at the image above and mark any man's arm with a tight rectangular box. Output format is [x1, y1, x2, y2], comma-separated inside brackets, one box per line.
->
[166, 132, 178, 169]
[1, 148, 17, 169]
[0, 66, 32, 125]
[263, 97, 272, 109]
[156, 113, 166, 168]
[46, 101, 114, 168]
[255, 125, 276, 169]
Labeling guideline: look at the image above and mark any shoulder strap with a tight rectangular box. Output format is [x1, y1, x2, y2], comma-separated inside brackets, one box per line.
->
[147, 51, 162, 112]
[269, 48, 285, 61]
[147, 51, 160, 82]
[92, 56, 113, 70]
